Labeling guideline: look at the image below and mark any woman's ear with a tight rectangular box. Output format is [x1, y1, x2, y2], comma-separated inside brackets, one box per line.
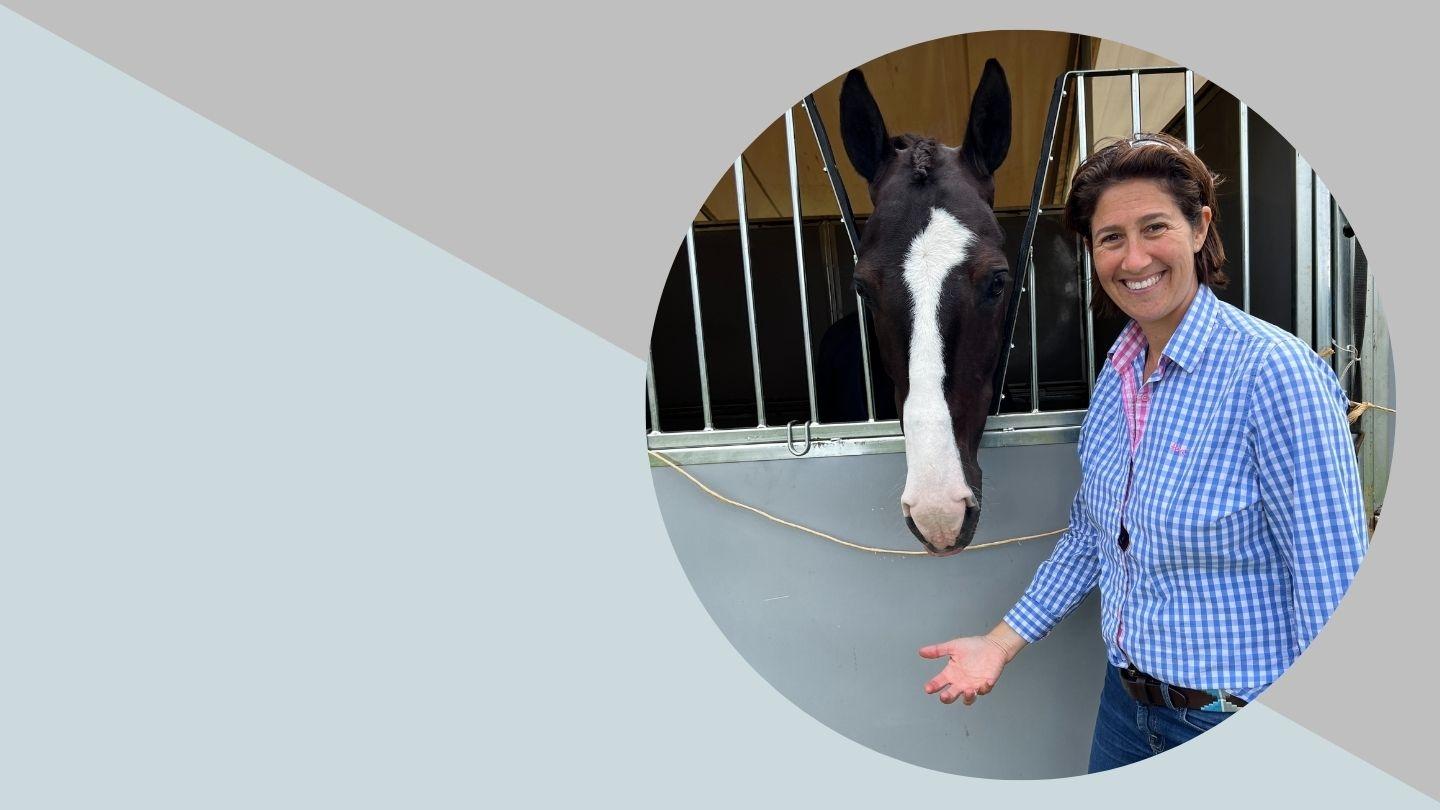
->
[1194, 206, 1213, 251]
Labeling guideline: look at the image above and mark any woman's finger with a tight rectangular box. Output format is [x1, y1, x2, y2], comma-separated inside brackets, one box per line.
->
[925, 674, 951, 695]
[918, 642, 954, 659]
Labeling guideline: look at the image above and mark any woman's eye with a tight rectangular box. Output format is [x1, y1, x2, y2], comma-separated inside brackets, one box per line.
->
[1146, 222, 1168, 234]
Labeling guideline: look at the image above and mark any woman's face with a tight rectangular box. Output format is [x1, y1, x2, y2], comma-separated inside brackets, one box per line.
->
[1090, 178, 1211, 337]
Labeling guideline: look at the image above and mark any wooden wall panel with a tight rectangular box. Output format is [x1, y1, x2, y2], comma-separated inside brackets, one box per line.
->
[693, 34, 1220, 225]
[696, 30, 1077, 222]
[1051, 41, 1210, 203]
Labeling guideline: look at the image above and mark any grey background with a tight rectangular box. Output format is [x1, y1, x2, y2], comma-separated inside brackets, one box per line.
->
[655, 446, 1105, 779]
[0, 0, 1435, 804]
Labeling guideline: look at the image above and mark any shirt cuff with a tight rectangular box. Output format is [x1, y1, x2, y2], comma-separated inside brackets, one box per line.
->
[1003, 593, 1062, 644]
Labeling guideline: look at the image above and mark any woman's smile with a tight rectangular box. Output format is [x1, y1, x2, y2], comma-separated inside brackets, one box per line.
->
[1120, 268, 1168, 292]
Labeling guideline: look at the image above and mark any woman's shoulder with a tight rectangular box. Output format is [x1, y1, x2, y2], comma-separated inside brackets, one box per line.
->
[1210, 297, 1325, 372]
[1211, 297, 1291, 349]
[1209, 299, 1348, 414]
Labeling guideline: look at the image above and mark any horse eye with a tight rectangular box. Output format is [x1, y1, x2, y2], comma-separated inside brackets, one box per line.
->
[986, 268, 1009, 299]
[853, 278, 875, 302]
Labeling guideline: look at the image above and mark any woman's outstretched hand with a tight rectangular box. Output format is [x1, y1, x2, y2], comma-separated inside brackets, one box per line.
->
[919, 622, 1026, 706]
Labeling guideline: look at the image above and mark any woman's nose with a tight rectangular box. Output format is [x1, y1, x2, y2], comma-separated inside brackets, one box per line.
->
[1121, 238, 1149, 271]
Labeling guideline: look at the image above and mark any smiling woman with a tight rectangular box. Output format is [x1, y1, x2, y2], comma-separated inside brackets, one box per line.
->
[922, 130, 1371, 773]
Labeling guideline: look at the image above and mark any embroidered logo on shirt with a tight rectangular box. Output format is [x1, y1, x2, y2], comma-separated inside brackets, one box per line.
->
[1170, 442, 1187, 456]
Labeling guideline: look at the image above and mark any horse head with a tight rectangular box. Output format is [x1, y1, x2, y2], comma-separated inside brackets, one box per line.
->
[840, 59, 1013, 555]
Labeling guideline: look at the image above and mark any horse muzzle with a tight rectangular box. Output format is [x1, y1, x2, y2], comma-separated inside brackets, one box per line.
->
[902, 492, 980, 555]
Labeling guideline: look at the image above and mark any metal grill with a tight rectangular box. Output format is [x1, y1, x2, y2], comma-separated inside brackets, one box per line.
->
[648, 67, 1363, 466]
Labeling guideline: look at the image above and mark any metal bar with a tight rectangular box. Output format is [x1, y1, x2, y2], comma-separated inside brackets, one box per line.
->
[1027, 247, 1040, 413]
[1360, 266, 1375, 508]
[1076, 75, 1095, 395]
[992, 71, 1068, 414]
[856, 296, 877, 421]
[801, 95, 860, 261]
[686, 227, 714, 430]
[1184, 70, 1195, 150]
[1239, 101, 1251, 313]
[687, 205, 1061, 233]
[735, 159, 767, 427]
[1314, 173, 1333, 360]
[820, 223, 844, 324]
[1067, 66, 1191, 79]
[1361, 267, 1394, 523]
[646, 349, 662, 434]
[1295, 155, 1314, 348]
[801, 93, 874, 420]
[1130, 71, 1142, 133]
[1079, 234, 1094, 394]
[1332, 205, 1355, 384]
[650, 425, 1084, 466]
[784, 108, 819, 422]
[647, 409, 1086, 450]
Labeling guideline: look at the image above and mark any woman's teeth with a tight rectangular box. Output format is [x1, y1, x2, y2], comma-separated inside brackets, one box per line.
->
[1124, 271, 1164, 291]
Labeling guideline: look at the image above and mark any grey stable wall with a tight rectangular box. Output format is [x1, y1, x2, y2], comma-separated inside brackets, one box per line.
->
[653, 442, 1104, 778]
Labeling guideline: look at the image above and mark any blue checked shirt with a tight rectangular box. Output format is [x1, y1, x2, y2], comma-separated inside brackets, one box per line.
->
[1003, 285, 1368, 701]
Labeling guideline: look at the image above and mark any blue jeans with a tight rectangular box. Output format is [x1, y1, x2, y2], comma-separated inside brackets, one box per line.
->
[1088, 664, 1234, 773]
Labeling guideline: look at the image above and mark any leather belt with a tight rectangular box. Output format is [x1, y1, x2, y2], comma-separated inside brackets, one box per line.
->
[1118, 665, 1248, 713]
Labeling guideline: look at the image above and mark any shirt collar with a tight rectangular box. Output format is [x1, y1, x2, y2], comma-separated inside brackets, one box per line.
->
[1105, 284, 1219, 375]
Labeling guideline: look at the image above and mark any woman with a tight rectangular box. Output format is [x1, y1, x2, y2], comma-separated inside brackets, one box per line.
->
[918, 132, 1368, 772]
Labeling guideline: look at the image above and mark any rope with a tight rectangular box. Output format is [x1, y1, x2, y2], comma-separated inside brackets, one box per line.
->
[1348, 401, 1398, 424]
[647, 449, 1065, 556]
[1320, 341, 1397, 425]
[648, 343, 1396, 557]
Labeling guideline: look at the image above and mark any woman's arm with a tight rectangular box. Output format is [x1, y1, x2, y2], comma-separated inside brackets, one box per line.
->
[1002, 489, 1102, 643]
[1249, 339, 1369, 649]
[920, 489, 1099, 706]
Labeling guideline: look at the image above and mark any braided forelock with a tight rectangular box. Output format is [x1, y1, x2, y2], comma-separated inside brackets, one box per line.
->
[909, 138, 938, 183]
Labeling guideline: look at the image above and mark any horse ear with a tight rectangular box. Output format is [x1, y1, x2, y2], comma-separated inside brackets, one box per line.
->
[961, 58, 1011, 178]
[840, 69, 889, 183]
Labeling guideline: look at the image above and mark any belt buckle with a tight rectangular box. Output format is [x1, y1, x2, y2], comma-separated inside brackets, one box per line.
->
[1201, 689, 1243, 714]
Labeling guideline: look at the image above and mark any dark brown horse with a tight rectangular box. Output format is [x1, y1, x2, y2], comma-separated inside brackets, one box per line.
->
[839, 60, 1013, 555]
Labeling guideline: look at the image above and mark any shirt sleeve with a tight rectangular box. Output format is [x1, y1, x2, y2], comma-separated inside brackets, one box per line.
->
[1249, 338, 1368, 652]
[1002, 487, 1100, 643]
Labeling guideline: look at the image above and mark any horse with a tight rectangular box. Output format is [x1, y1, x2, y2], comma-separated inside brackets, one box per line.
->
[838, 59, 1013, 555]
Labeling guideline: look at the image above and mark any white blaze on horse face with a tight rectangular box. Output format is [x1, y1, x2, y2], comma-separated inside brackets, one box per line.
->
[899, 207, 977, 551]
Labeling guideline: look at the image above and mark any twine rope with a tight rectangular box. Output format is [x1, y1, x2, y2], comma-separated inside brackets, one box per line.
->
[650, 344, 1394, 557]
[1318, 342, 1398, 424]
[648, 449, 1064, 556]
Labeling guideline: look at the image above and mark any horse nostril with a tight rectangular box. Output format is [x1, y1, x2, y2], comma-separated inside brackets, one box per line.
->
[905, 516, 935, 547]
